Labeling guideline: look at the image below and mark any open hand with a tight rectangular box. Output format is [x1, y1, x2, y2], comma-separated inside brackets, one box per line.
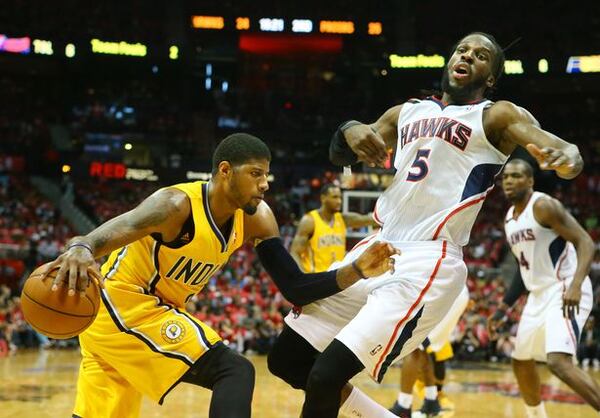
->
[562, 283, 581, 320]
[354, 242, 401, 278]
[526, 144, 577, 178]
[41, 245, 104, 296]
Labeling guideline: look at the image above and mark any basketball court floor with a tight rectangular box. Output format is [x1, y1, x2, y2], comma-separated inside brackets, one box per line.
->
[0, 349, 597, 417]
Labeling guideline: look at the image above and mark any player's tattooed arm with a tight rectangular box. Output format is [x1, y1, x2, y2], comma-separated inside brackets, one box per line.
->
[533, 197, 595, 318]
[289, 214, 315, 271]
[71, 187, 190, 258]
[342, 212, 378, 228]
[45, 187, 190, 296]
[485, 101, 583, 179]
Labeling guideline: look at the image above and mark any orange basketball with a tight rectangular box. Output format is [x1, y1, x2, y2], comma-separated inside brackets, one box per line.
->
[21, 262, 100, 339]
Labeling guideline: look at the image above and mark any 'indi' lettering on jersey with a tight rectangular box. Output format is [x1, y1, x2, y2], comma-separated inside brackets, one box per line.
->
[509, 228, 535, 245]
[165, 256, 220, 286]
[399, 117, 472, 151]
[318, 234, 344, 248]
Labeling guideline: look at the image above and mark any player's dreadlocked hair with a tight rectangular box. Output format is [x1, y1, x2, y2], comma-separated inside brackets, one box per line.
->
[450, 31, 506, 97]
[212, 133, 271, 174]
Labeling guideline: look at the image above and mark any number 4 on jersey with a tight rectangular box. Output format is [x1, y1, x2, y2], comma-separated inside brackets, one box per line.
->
[519, 251, 530, 270]
[406, 148, 431, 182]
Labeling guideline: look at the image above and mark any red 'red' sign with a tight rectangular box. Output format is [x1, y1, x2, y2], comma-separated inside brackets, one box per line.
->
[89, 162, 127, 179]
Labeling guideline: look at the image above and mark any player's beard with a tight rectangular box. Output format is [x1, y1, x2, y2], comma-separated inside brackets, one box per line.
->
[441, 69, 488, 103]
[242, 202, 258, 215]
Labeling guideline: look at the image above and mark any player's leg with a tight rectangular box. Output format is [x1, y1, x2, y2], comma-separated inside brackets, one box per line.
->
[390, 349, 422, 416]
[267, 323, 319, 390]
[547, 352, 600, 410]
[181, 342, 255, 418]
[419, 348, 442, 416]
[269, 322, 395, 416]
[73, 354, 142, 418]
[545, 278, 600, 411]
[512, 358, 544, 408]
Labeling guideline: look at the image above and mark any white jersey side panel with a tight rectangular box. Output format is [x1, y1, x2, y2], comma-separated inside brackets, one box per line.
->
[504, 192, 577, 292]
[374, 98, 508, 246]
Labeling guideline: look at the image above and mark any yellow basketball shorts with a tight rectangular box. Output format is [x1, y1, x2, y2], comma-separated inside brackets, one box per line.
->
[426, 340, 454, 362]
[73, 280, 221, 418]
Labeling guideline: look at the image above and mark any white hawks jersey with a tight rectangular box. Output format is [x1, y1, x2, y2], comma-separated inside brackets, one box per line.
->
[505, 191, 577, 293]
[374, 97, 508, 246]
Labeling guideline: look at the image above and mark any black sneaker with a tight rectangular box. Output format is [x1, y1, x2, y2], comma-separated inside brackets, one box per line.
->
[420, 398, 442, 416]
[389, 401, 411, 418]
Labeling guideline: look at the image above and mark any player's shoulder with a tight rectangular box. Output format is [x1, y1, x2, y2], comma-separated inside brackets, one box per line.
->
[532, 193, 564, 224]
[485, 100, 535, 121]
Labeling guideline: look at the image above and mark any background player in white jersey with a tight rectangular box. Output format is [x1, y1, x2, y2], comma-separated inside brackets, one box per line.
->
[268, 31, 584, 418]
[488, 159, 600, 418]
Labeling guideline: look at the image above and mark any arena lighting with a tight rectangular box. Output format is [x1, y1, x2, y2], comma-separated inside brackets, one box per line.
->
[389, 54, 445, 69]
[319, 20, 354, 34]
[368, 22, 382, 35]
[292, 19, 313, 33]
[65, 43, 76, 58]
[538, 58, 549, 73]
[33, 39, 53, 55]
[62, 164, 71, 174]
[0, 34, 30, 54]
[236, 17, 250, 30]
[259, 18, 285, 32]
[566, 55, 600, 73]
[124, 143, 133, 150]
[191, 15, 224, 29]
[504, 60, 524, 74]
[91, 39, 147, 57]
[169, 45, 179, 60]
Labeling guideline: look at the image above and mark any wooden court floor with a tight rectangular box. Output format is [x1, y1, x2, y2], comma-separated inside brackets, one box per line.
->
[0, 349, 598, 417]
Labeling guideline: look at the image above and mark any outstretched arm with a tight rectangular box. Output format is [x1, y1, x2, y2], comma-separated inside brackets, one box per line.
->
[289, 214, 315, 271]
[485, 101, 583, 179]
[342, 212, 378, 228]
[533, 196, 595, 318]
[245, 202, 399, 305]
[329, 105, 402, 167]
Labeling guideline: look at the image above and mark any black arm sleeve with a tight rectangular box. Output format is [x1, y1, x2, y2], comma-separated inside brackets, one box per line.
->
[329, 121, 359, 166]
[255, 238, 343, 306]
[502, 269, 527, 307]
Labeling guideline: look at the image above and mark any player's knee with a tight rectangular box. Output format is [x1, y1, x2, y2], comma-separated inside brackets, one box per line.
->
[547, 353, 572, 378]
[267, 349, 307, 389]
[306, 362, 343, 394]
[230, 352, 255, 384]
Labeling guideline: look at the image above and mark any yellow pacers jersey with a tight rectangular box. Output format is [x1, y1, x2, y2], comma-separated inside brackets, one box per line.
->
[100, 181, 244, 307]
[74, 181, 245, 416]
[300, 210, 346, 272]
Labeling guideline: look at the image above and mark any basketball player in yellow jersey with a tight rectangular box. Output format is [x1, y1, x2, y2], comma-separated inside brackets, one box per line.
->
[41, 133, 399, 418]
[291, 184, 378, 273]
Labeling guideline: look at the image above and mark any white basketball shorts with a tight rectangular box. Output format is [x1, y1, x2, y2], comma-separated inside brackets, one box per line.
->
[285, 234, 467, 382]
[512, 277, 593, 362]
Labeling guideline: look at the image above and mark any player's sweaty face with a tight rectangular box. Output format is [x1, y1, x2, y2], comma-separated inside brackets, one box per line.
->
[232, 159, 270, 212]
[446, 35, 495, 91]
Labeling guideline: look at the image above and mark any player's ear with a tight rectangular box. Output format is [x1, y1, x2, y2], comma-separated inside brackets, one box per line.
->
[218, 161, 233, 179]
[486, 74, 495, 88]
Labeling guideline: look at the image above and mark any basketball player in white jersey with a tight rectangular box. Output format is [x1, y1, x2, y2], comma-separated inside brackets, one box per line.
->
[487, 159, 599, 418]
[267, 32, 584, 418]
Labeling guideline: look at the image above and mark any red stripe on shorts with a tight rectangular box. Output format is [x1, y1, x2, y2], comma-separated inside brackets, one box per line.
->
[372, 240, 448, 379]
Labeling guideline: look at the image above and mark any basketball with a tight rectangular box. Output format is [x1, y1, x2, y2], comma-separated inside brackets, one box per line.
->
[20, 262, 101, 339]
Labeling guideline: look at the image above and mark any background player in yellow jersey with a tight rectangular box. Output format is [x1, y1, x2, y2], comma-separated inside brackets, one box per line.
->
[42, 133, 399, 418]
[290, 183, 377, 273]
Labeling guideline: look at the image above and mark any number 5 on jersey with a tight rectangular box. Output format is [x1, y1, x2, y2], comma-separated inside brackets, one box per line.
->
[407, 148, 431, 182]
